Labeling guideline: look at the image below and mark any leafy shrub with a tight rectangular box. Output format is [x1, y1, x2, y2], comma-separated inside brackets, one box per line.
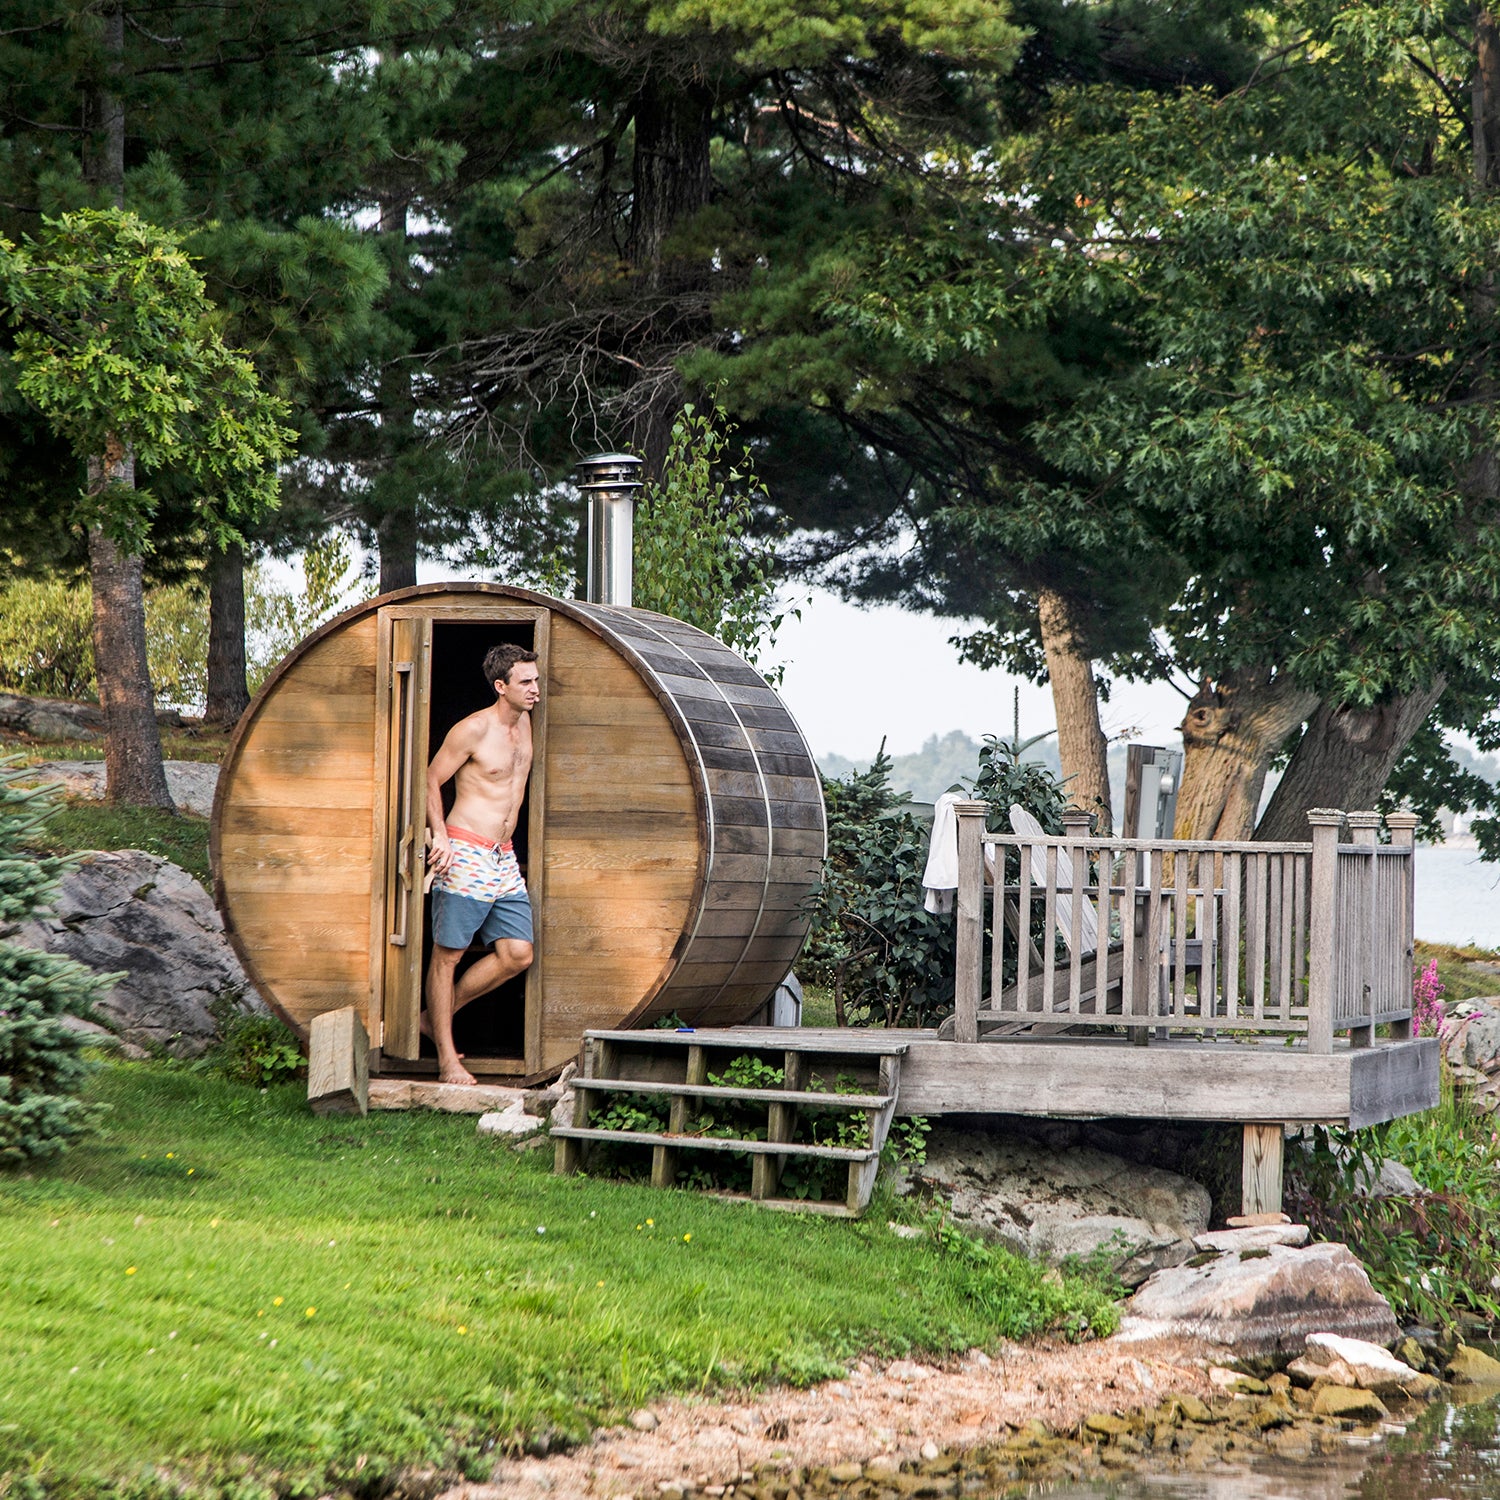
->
[0, 538, 366, 713]
[802, 748, 957, 1028]
[803, 742, 1070, 1029]
[1284, 1074, 1500, 1328]
[0, 762, 112, 1163]
[633, 402, 793, 683]
[213, 1012, 306, 1087]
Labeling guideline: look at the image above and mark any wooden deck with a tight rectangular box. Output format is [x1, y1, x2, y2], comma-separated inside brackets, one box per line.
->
[617, 1026, 1439, 1130]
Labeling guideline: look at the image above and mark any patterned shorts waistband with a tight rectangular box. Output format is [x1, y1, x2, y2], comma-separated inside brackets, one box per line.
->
[446, 825, 514, 854]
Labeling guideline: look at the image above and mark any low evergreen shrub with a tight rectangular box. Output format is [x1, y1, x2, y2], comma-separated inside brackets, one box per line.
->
[0, 760, 114, 1164]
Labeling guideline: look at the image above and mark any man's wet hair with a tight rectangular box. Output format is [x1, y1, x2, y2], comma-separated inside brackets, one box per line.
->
[483, 642, 539, 688]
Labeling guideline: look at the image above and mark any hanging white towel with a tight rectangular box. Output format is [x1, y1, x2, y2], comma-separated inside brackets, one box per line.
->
[922, 791, 963, 913]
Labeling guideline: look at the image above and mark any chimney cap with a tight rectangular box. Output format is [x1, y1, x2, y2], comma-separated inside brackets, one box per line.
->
[573, 452, 644, 493]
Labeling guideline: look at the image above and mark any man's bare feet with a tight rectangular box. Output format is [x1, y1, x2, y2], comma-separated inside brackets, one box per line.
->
[438, 1057, 476, 1086]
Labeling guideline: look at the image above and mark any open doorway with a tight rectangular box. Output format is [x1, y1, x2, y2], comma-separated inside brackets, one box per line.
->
[418, 619, 536, 1067]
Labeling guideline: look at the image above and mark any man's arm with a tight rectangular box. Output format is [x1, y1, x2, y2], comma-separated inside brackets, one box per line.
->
[425, 719, 480, 876]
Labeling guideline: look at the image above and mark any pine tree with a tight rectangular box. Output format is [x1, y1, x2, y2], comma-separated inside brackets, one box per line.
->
[0, 764, 113, 1165]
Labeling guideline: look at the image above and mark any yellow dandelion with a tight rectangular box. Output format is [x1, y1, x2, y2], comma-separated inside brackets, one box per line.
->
[166, 1153, 175, 1160]
[305, 1307, 316, 1318]
[187, 1169, 194, 1176]
[272, 1297, 284, 1306]
[125, 1267, 137, 1276]
[257, 1310, 265, 1317]
[646, 1218, 654, 1226]
[597, 1280, 605, 1288]
[457, 1326, 468, 1336]
[683, 1234, 692, 1243]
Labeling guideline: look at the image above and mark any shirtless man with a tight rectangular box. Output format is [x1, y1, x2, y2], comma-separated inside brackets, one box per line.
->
[423, 643, 540, 1085]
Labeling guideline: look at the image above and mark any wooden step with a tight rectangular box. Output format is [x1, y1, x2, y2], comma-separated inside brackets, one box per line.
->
[571, 1077, 891, 1109]
[554, 1028, 905, 1216]
[548, 1125, 881, 1161]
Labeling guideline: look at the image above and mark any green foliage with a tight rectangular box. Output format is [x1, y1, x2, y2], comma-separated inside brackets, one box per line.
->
[592, 1094, 670, 1134]
[0, 538, 367, 711]
[0, 762, 110, 1164]
[706, 1054, 784, 1090]
[209, 1014, 306, 1089]
[0, 577, 94, 699]
[802, 747, 956, 1029]
[0, 209, 295, 553]
[25, 802, 210, 889]
[927, 1210, 1120, 1342]
[1285, 1073, 1500, 1329]
[887, 1115, 931, 1166]
[244, 537, 371, 693]
[805, 740, 1071, 1028]
[633, 404, 793, 682]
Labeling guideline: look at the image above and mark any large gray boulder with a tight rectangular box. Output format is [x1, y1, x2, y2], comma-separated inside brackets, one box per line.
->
[1118, 1241, 1399, 1357]
[905, 1124, 1211, 1286]
[25, 761, 219, 818]
[7, 849, 264, 1056]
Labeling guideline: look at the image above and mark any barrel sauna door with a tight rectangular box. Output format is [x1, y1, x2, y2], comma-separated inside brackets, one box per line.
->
[374, 602, 550, 1074]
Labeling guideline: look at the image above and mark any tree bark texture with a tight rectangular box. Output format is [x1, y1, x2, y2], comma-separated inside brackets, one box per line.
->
[81, 3, 126, 205]
[629, 75, 713, 290]
[81, 7, 173, 808]
[88, 447, 175, 811]
[205, 542, 251, 728]
[1036, 586, 1112, 830]
[375, 191, 419, 591]
[1173, 669, 1318, 842]
[1477, 11, 1500, 190]
[1254, 685, 1446, 842]
[378, 506, 418, 592]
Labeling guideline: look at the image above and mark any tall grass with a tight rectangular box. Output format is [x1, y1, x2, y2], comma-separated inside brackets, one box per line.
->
[0, 1064, 1117, 1496]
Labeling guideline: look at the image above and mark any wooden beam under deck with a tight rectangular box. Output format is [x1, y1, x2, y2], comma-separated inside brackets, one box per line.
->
[644, 1028, 1440, 1128]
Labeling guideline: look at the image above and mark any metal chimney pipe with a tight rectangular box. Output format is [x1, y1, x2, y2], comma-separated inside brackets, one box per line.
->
[573, 452, 644, 606]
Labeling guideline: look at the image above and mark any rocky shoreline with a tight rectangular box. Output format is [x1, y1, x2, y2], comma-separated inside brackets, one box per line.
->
[467, 1331, 1500, 1500]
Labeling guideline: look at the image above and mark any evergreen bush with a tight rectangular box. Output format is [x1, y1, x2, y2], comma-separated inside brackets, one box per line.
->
[0, 761, 112, 1164]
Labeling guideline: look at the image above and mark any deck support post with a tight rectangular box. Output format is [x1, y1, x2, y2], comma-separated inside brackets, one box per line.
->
[953, 800, 988, 1044]
[1305, 809, 1342, 1054]
[1386, 812, 1420, 1042]
[1241, 1123, 1285, 1216]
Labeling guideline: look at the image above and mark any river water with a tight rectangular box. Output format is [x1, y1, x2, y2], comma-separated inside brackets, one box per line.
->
[1039, 1392, 1500, 1500]
[1415, 845, 1500, 949]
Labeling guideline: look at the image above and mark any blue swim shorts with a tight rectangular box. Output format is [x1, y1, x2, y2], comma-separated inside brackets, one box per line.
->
[430, 887, 533, 949]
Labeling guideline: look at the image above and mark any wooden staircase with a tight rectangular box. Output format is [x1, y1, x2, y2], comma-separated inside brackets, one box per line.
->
[551, 1028, 908, 1216]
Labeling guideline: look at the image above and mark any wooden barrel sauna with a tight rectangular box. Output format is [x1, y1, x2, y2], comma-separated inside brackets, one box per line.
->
[211, 583, 826, 1081]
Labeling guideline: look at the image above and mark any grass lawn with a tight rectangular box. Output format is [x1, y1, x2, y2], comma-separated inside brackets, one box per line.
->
[0, 1064, 1116, 1497]
[26, 801, 212, 887]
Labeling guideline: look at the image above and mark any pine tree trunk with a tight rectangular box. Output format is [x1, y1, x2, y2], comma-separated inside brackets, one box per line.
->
[205, 541, 251, 728]
[88, 447, 175, 811]
[375, 191, 419, 591]
[1173, 670, 1318, 841]
[1255, 685, 1446, 841]
[629, 74, 713, 289]
[378, 506, 418, 593]
[1036, 585, 1112, 830]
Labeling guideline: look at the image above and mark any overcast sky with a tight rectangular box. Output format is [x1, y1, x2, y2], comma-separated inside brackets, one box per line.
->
[772, 586, 1191, 762]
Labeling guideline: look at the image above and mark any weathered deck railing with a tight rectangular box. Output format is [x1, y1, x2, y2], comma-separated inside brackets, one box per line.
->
[951, 803, 1418, 1050]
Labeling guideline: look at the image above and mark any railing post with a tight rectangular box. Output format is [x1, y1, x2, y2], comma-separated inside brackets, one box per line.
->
[1345, 810, 1381, 1049]
[1385, 811, 1420, 1041]
[953, 799, 989, 1044]
[1306, 809, 1342, 1054]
